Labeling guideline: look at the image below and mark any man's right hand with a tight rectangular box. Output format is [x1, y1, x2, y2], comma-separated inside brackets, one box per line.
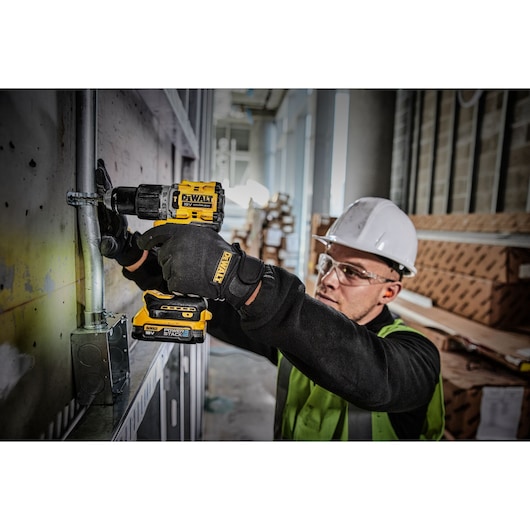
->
[96, 159, 144, 267]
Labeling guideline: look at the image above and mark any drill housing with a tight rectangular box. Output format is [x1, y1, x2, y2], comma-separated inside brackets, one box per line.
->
[105, 180, 225, 343]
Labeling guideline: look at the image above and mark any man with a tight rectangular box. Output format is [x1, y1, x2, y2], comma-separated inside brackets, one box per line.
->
[97, 172, 444, 440]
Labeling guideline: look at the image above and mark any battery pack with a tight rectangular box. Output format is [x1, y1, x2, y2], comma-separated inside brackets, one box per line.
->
[132, 291, 212, 344]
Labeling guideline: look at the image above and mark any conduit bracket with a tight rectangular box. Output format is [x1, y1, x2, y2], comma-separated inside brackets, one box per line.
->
[66, 190, 100, 206]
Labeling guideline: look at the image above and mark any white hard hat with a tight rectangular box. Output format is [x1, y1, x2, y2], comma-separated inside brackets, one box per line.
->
[313, 197, 417, 276]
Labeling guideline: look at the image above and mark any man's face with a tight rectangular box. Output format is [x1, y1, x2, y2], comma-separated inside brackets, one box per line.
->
[314, 244, 402, 325]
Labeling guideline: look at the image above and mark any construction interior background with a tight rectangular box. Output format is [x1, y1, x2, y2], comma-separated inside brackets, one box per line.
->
[4, 7, 528, 529]
[1, 88, 530, 443]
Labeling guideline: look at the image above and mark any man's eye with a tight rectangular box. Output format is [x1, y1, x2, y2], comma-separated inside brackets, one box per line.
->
[341, 265, 361, 278]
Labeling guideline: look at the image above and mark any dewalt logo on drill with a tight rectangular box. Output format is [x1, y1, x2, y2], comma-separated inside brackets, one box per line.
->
[213, 251, 233, 284]
[181, 193, 213, 209]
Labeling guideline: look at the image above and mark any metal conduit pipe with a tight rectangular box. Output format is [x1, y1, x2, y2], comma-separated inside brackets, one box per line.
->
[75, 89, 106, 329]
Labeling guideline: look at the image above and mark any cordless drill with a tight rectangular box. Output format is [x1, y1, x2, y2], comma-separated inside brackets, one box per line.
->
[103, 180, 225, 343]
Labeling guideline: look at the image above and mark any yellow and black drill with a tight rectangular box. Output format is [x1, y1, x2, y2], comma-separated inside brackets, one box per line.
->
[102, 179, 225, 343]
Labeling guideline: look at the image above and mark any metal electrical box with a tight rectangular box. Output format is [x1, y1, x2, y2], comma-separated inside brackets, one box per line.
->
[71, 314, 130, 406]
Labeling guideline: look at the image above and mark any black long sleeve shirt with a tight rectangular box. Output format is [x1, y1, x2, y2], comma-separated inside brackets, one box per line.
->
[124, 254, 441, 438]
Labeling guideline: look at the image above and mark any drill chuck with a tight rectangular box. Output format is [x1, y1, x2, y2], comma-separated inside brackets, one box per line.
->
[104, 184, 169, 220]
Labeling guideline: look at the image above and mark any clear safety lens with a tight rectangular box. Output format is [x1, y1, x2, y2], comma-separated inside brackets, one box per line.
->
[317, 253, 394, 286]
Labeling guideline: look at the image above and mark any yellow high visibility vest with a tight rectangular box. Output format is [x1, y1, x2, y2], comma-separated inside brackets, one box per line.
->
[274, 319, 445, 441]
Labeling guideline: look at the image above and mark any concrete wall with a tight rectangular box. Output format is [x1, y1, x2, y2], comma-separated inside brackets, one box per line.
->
[0, 89, 207, 439]
[96, 90, 174, 317]
[0, 90, 78, 439]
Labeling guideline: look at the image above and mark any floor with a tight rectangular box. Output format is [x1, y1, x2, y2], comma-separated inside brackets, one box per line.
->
[200, 205, 279, 441]
[202, 338, 277, 441]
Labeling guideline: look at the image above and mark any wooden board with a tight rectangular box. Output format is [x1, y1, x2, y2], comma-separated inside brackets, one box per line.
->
[389, 297, 530, 373]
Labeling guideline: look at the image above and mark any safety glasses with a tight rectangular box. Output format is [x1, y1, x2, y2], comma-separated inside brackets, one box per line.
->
[317, 253, 396, 286]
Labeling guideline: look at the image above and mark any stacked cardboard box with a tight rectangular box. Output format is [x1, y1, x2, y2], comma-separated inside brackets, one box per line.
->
[231, 193, 299, 273]
[392, 211, 530, 440]
[403, 262, 530, 329]
[404, 216, 530, 331]
[391, 300, 530, 440]
[441, 349, 530, 440]
[230, 204, 266, 259]
[260, 193, 299, 272]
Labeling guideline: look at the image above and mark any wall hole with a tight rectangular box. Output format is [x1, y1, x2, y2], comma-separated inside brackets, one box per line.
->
[29, 159, 37, 168]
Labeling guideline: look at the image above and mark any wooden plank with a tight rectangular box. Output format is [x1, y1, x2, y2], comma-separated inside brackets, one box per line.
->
[410, 212, 530, 233]
[389, 297, 530, 373]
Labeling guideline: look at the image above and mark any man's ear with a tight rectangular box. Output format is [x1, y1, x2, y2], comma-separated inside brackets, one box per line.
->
[381, 282, 402, 304]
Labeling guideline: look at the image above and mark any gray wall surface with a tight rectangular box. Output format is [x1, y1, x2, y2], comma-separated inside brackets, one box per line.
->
[0, 89, 200, 439]
[1, 90, 79, 439]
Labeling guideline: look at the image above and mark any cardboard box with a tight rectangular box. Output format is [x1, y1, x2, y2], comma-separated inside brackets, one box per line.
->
[441, 350, 530, 440]
[404, 266, 530, 329]
[261, 246, 280, 262]
[262, 225, 283, 247]
[281, 233, 299, 253]
[416, 240, 530, 283]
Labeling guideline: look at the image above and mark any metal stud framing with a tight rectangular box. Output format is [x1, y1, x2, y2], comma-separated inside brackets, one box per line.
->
[491, 90, 513, 213]
[426, 90, 441, 214]
[464, 92, 484, 213]
[443, 90, 459, 213]
[401, 89, 530, 215]
[409, 90, 424, 214]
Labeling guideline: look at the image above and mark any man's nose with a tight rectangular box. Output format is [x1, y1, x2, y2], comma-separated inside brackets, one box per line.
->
[321, 265, 340, 287]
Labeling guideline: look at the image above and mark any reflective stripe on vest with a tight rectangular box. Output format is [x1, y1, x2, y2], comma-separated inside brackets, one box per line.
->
[274, 355, 291, 440]
[274, 318, 445, 441]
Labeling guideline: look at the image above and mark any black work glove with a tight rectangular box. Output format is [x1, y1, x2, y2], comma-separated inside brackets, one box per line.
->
[137, 224, 265, 310]
[96, 158, 144, 267]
